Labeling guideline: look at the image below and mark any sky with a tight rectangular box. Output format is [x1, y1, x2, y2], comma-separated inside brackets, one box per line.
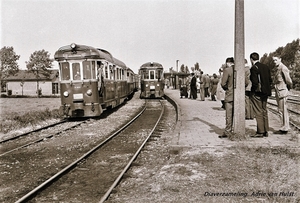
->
[1, 0, 299, 75]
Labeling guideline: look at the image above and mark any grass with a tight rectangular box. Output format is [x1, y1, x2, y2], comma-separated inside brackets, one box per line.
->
[177, 145, 299, 202]
[0, 108, 63, 133]
[0, 97, 61, 134]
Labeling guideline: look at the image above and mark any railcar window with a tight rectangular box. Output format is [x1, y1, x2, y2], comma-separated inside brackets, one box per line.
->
[150, 70, 155, 79]
[127, 72, 130, 82]
[122, 69, 125, 80]
[109, 65, 114, 79]
[83, 61, 92, 79]
[96, 61, 103, 79]
[91, 61, 96, 79]
[157, 70, 162, 80]
[116, 68, 119, 80]
[143, 70, 149, 79]
[105, 66, 108, 79]
[72, 63, 81, 80]
[60, 62, 70, 80]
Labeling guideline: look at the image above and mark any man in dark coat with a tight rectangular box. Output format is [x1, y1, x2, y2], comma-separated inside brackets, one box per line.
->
[249, 52, 272, 137]
[190, 72, 197, 99]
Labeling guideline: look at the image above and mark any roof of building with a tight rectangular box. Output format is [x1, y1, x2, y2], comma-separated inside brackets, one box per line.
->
[2, 69, 59, 82]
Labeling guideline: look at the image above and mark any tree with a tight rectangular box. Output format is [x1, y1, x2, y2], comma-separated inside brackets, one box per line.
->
[26, 49, 53, 97]
[260, 39, 300, 90]
[180, 64, 185, 72]
[0, 46, 20, 92]
[190, 66, 195, 73]
[185, 66, 190, 73]
[194, 62, 200, 71]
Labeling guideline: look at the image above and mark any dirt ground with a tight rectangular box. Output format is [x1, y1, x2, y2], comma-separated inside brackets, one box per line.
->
[106, 133, 299, 203]
[1, 93, 299, 203]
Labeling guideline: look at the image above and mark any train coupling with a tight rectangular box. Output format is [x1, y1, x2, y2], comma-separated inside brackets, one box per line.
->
[61, 103, 70, 116]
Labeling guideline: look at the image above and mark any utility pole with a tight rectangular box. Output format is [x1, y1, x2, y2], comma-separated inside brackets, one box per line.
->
[176, 60, 179, 72]
[233, 0, 245, 135]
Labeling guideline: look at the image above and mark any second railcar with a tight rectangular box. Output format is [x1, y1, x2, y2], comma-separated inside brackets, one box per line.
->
[139, 62, 165, 98]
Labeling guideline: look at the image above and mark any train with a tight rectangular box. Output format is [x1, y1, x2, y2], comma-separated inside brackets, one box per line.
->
[139, 62, 165, 98]
[54, 43, 138, 118]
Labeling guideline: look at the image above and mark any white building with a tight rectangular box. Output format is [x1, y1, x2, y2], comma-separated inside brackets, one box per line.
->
[1, 70, 59, 96]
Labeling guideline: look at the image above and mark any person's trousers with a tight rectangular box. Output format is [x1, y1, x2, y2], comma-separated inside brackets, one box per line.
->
[245, 91, 254, 119]
[224, 101, 233, 134]
[276, 96, 290, 131]
[205, 87, 210, 97]
[200, 87, 205, 100]
[251, 94, 269, 133]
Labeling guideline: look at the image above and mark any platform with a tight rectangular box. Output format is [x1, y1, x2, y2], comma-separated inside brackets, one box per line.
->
[164, 88, 298, 148]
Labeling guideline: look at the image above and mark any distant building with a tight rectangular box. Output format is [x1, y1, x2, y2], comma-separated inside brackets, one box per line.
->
[1, 69, 59, 96]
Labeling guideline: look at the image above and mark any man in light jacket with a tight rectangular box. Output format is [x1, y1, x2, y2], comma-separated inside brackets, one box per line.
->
[272, 56, 293, 133]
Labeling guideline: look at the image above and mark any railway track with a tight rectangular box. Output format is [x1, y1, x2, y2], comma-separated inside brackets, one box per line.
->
[12, 99, 165, 202]
[267, 96, 300, 131]
[269, 95, 300, 108]
[0, 105, 125, 157]
[0, 120, 87, 157]
[0, 119, 68, 144]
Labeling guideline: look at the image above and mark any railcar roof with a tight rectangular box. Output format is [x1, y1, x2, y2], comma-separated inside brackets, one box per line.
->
[54, 44, 123, 65]
[140, 62, 163, 69]
[113, 57, 127, 69]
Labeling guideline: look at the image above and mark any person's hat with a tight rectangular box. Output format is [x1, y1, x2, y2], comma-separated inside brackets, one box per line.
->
[226, 57, 234, 63]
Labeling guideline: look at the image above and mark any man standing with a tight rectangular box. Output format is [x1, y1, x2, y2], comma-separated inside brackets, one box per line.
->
[217, 65, 226, 109]
[190, 72, 197, 99]
[272, 56, 293, 133]
[199, 71, 205, 101]
[245, 59, 254, 119]
[219, 57, 234, 138]
[204, 74, 211, 97]
[210, 73, 219, 101]
[249, 52, 272, 137]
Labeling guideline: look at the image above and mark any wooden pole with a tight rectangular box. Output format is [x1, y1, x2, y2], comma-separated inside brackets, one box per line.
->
[233, 0, 245, 135]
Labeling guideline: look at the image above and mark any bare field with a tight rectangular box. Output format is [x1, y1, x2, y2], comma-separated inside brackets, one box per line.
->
[0, 98, 61, 117]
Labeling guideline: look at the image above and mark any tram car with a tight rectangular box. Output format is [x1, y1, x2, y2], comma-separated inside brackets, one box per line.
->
[54, 43, 137, 118]
[139, 62, 165, 98]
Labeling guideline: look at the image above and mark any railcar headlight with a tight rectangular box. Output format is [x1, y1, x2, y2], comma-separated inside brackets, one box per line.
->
[146, 84, 149, 87]
[70, 43, 76, 49]
[157, 84, 160, 86]
[63, 91, 69, 97]
[87, 89, 92, 96]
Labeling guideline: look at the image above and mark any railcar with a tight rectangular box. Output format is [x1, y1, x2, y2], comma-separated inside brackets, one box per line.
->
[54, 43, 136, 118]
[139, 62, 164, 98]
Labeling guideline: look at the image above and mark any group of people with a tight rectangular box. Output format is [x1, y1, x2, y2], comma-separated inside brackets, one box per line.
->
[187, 71, 220, 101]
[219, 53, 293, 139]
[177, 52, 293, 139]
